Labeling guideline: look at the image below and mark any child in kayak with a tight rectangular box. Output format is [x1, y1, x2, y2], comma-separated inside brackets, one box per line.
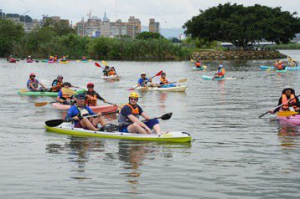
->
[195, 60, 202, 68]
[103, 66, 110, 76]
[65, 94, 107, 131]
[56, 82, 75, 105]
[158, 72, 175, 87]
[27, 73, 48, 92]
[84, 82, 107, 106]
[50, 75, 64, 92]
[118, 92, 162, 134]
[213, 63, 225, 80]
[268, 86, 300, 114]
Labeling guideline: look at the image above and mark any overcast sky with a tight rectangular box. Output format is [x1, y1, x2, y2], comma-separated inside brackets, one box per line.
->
[1, 0, 299, 28]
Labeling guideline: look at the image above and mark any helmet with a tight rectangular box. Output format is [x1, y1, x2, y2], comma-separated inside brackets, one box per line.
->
[282, 86, 295, 94]
[62, 82, 71, 87]
[28, 55, 31, 58]
[57, 75, 63, 79]
[129, 92, 139, 98]
[29, 73, 35, 77]
[76, 94, 86, 99]
[87, 82, 94, 88]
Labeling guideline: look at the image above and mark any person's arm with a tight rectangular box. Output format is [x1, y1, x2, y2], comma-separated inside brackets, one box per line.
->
[127, 115, 150, 132]
[272, 97, 283, 113]
[96, 93, 105, 102]
[295, 96, 300, 111]
[56, 91, 64, 103]
[86, 106, 96, 116]
[29, 82, 37, 90]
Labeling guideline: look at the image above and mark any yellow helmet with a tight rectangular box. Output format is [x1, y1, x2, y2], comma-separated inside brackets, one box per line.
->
[129, 92, 139, 98]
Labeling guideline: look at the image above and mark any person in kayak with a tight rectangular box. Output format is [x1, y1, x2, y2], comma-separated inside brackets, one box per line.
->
[276, 61, 286, 70]
[138, 72, 154, 87]
[54, 55, 58, 62]
[61, 55, 67, 62]
[268, 86, 300, 114]
[213, 63, 225, 80]
[108, 68, 116, 76]
[84, 82, 107, 106]
[103, 66, 110, 76]
[7, 55, 16, 62]
[56, 82, 75, 105]
[82, 56, 87, 61]
[27, 55, 33, 61]
[118, 92, 162, 134]
[48, 56, 54, 62]
[290, 59, 298, 67]
[50, 75, 64, 92]
[65, 94, 107, 131]
[195, 60, 202, 68]
[27, 73, 48, 92]
[158, 72, 174, 87]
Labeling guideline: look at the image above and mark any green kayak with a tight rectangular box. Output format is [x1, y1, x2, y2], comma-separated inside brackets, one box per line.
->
[17, 88, 85, 97]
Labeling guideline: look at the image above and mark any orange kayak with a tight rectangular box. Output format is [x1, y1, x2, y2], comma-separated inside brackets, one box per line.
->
[52, 103, 118, 113]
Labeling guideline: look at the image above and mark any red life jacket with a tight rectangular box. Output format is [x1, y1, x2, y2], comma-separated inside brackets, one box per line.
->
[281, 94, 297, 111]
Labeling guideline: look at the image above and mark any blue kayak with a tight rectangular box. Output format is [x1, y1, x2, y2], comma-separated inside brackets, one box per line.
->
[260, 65, 300, 71]
[160, 84, 176, 88]
[193, 67, 204, 71]
[202, 75, 224, 81]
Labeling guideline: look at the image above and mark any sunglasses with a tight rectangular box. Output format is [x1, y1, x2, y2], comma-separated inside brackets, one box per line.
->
[87, 86, 94, 88]
[130, 98, 138, 101]
[30, 76, 36, 78]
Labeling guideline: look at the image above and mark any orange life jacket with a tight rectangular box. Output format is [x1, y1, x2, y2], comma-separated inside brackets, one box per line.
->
[126, 103, 140, 115]
[51, 81, 63, 92]
[160, 77, 169, 84]
[277, 64, 283, 70]
[109, 71, 116, 76]
[61, 90, 72, 100]
[195, 62, 201, 67]
[281, 94, 297, 111]
[217, 68, 225, 77]
[85, 93, 97, 106]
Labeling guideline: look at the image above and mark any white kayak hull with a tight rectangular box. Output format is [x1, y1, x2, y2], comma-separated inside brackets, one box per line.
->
[136, 85, 187, 92]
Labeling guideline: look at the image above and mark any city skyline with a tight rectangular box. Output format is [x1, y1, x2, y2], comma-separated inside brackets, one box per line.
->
[1, 0, 299, 29]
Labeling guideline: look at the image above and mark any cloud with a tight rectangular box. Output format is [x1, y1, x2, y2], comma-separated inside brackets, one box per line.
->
[0, 0, 299, 28]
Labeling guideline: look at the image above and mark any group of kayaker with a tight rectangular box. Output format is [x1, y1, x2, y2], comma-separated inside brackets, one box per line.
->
[103, 66, 117, 76]
[274, 57, 298, 70]
[137, 72, 174, 87]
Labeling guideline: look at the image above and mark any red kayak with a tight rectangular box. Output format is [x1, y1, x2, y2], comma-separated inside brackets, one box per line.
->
[52, 103, 118, 113]
[9, 59, 16, 63]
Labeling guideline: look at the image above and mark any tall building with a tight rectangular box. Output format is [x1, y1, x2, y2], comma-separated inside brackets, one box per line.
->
[127, 16, 141, 38]
[110, 19, 127, 37]
[149, 19, 160, 33]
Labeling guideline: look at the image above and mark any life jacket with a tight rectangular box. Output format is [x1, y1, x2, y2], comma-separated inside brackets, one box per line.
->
[28, 79, 38, 89]
[61, 90, 72, 100]
[51, 80, 63, 92]
[109, 71, 116, 76]
[160, 77, 169, 84]
[195, 62, 201, 67]
[75, 104, 89, 117]
[277, 64, 284, 70]
[281, 94, 297, 111]
[217, 68, 225, 77]
[85, 91, 97, 106]
[118, 103, 141, 125]
[126, 103, 140, 115]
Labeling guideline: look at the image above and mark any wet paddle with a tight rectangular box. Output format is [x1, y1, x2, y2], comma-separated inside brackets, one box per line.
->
[128, 70, 163, 91]
[259, 94, 300, 118]
[45, 111, 118, 127]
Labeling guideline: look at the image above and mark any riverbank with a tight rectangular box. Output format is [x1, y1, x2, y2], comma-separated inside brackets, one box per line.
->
[191, 50, 286, 60]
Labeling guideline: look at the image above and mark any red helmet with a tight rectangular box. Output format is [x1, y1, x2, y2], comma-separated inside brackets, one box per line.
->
[87, 82, 94, 88]
[29, 73, 35, 77]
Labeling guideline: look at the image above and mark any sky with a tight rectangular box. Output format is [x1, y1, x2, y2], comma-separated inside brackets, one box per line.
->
[0, 0, 299, 29]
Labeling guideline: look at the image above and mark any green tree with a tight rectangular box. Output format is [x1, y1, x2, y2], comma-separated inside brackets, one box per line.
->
[0, 19, 24, 56]
[183, 3, 300, 48]
[136, 31, 164, 40]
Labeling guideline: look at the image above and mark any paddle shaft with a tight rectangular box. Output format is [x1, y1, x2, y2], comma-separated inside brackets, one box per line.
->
[132, 71, 163, 90]
[259, 94, 300, 118]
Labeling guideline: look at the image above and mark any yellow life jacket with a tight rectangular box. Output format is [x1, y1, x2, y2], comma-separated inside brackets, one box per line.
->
[282, 94, 297, 111]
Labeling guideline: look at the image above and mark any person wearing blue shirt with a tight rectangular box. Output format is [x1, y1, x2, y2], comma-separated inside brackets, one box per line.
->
[118, 92, 162, 134]
[27, 73, 48, 92]
[137, 72, 153, 87]
[56, 82, 75, 105]
[65, 94, 107, 131]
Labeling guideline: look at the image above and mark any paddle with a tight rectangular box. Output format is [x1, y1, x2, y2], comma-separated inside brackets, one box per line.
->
[95, 62, 104, 68]
[277, 111, 299, 117]
[150, 112, 173, 121]
[129, 70, 163, 91]
[102, 60, 108, 66]
[259, 94, 300, 118]
[45, 111, 118, 127]
[35, 101, 57, 107]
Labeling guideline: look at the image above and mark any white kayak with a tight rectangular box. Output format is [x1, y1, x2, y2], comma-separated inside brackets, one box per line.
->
[136, 85, 187, 92]
[45, 122, 191, 143]
[102, 75, 120, 81]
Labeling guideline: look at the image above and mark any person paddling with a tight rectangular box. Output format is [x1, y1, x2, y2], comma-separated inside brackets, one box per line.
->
[213, 63, 225, 80]
[27, 73, 48, 92]
[56, 82, 75, 105]
[48, 56, 54, 62]
[138, 72, 154, 87]
[195, 60, 202, 68]
[61, 55, 67, 62]
[276, 61, 286, 71]
[268, 86, 300, 114]
[108, 68, 116, 76]
[7, 55, 16, 62]
[84, 82, 107, 106]
[103, 66, 110, 76]
[65, 94, 107, 131]
[50, 75, 64, 92]
[82, 56, 87, 61]
[27, 55, 33, 61]
[158, 72, 174, 87]
[118, 92, 162, 134]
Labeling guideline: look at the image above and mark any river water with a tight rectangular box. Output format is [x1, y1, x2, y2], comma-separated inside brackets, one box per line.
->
[1, 50, 300, 199]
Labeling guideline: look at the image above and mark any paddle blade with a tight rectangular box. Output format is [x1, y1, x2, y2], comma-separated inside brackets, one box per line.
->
[155, 70, 163, 77]
[102, 60, 108, 66]
[277, 111, 298, 117]
[160, 112, 173, 120]
[190, 59, 194, 62]
[35, 102, 49, 107]
[177, 78, 187, 83]
[19, 89, 28, 93]
[45, 119, 64, 127]
[203, 65, 207, 69]
[61, 88, 77, 95]
[95, 63, 102, 68]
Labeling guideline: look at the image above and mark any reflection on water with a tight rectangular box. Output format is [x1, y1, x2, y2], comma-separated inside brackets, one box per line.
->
[278, 123, 300, 149]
